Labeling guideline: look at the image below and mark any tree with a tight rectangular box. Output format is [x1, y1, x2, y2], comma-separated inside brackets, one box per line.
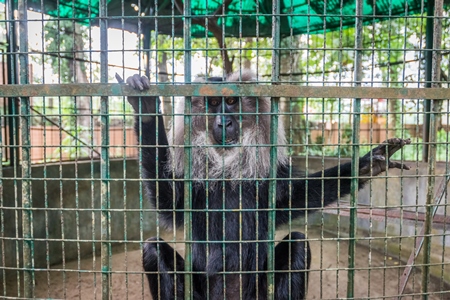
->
[44, 20, 95, 158]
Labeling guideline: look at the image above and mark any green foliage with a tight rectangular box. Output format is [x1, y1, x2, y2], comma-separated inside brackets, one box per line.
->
[306, 128, 450, 162]
[0, 10, 6, 51]
[44, 20, 89, 83]
[399, 129, 450, 162]
[287, 15, 438, 159]
[152, 32, 273, 77]
[24, 10, 450, 163]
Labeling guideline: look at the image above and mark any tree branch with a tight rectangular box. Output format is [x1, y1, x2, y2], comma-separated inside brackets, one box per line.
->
[173, 0, 234, 74]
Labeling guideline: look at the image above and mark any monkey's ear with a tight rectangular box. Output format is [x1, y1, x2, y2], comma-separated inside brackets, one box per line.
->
[115, 73, 125, 84]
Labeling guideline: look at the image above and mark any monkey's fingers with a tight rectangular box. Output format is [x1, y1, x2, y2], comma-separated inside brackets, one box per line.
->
[385, 138, 411, 158]
[388, 161, 410, 170]
[126, 74, 143, 90]
[126, 74, 150, 91]
[141, 76, 151, 89]
[115, 73, 124, 84]
[373, 138, 410, 157]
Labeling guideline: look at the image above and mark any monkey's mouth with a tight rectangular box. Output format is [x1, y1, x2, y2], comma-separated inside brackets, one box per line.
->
[212, 129, 239, 147]
[215, 138, 238, 147]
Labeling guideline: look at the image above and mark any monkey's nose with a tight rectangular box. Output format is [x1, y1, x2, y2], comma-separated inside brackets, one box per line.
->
[216, 115, 233, 128]
[218, 119, 232, 128]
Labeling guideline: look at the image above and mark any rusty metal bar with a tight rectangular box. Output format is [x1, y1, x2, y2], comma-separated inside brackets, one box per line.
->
[17, 0, 33, 297]
[143, 25, 151, 78]
[99, 0, 111, 299]
[5, 0, 19, 168]
[421, 1, 443, 298]
[347, 0, 363, 297]
[4, 2, 21, 295]
[1, 84, 450, 99]
[266, 0, 281, 297]
[183, 0, 193, 298]
[324, 203, 450, 226]
[423, 0, 435, 162]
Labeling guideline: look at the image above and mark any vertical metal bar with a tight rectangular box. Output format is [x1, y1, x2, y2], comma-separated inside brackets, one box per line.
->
[347, 0, 363, 297]
[17, 0, 33, 297]
[422, 1, 442, 298]
[5, 0, 19, 167]
[133, 2, 146, 298]
[143, 26, 151, 78]
[423, 0, 435, 162]
[0, 52, 3, 298]
[99, 0, 111, 299]
[398, 177, 448, 296]
[4, 3, 21, 294]
[267, 0, 281, 298]
[183, 0, 193, 298]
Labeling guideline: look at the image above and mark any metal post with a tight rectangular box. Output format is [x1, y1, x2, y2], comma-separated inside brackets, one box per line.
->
[422, 1, 442, 298]
[267, 0, 281, 298]
[183, 0, 193, 298]
[17, 0, 33, 297]
[423, 0, 435, 162]
[99, 0, 111, 299]
[5, 0, 19, 167]
[347, 0, 363, 297]
[143, 25, 151, 78]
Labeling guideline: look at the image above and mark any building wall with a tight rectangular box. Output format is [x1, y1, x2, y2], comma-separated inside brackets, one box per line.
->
[1, 159, 154, 278]
[295, 157, 450, 284]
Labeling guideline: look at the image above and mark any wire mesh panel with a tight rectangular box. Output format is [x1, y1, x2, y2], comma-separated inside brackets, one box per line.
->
[0, 0, 450, 299]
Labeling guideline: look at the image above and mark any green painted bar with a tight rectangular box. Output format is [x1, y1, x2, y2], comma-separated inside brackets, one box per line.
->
[422, 1, 443, 296]
[266, 0, 281, 298]
[1, 83, 450, 99]
[99, 0, 111, 299]
[0, 71, 3, 298]
[18, 0, 34, 297]
[347, 0, 364, 297]
[183, 0, 194, 298]
[421, 101, 438, 300]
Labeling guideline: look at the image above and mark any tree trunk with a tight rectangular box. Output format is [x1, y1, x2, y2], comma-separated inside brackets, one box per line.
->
[73, 23, 95, 158]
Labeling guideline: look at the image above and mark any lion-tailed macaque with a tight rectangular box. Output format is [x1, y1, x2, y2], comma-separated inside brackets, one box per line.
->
[118, 70, 410, 299]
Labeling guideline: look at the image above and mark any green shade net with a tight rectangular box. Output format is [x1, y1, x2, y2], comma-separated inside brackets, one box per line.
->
[3, 0, 431, 37]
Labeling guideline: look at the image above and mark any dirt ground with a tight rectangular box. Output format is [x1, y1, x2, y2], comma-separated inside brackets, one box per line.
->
[2, 229, 449, 299]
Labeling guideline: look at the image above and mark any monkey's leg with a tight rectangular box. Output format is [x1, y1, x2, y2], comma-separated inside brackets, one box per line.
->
[274, 232, 311, 300]
[143, 237, 185, 299]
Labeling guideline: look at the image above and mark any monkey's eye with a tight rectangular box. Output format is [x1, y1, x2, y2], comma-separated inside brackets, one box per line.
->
[225, 97, 237, 105]
[208, 97, 221, 107]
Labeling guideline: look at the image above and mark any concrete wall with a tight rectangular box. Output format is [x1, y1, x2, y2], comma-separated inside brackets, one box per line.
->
[1, 157, 449, 283]
[1, 159, 155, 280]
[295, 157, 450, 284]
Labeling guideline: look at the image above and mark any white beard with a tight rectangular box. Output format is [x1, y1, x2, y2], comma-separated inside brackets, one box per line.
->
[166, 123, 287, 188]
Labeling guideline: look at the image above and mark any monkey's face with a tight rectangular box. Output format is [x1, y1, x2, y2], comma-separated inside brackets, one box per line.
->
[168, 70, 287, 181]
[207, 97, 240, 146]
[190, 95, 268, 149]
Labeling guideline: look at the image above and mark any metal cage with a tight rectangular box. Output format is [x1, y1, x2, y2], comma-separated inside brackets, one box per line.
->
[0, 0, 449, 299]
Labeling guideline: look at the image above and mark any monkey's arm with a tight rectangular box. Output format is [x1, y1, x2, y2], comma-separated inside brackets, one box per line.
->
[122, 74, 183, 222]
[276, 138, 410, 218]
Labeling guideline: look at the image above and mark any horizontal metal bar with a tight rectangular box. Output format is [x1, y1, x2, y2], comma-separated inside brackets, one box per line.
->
[3, 234, 448, 244]
[1, 83, 450, 99]
[325, 203, 450, 225]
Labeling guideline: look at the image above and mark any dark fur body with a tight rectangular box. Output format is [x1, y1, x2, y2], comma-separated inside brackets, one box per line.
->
[124, 71, 409, 299]
[136, 114, 361, 299]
